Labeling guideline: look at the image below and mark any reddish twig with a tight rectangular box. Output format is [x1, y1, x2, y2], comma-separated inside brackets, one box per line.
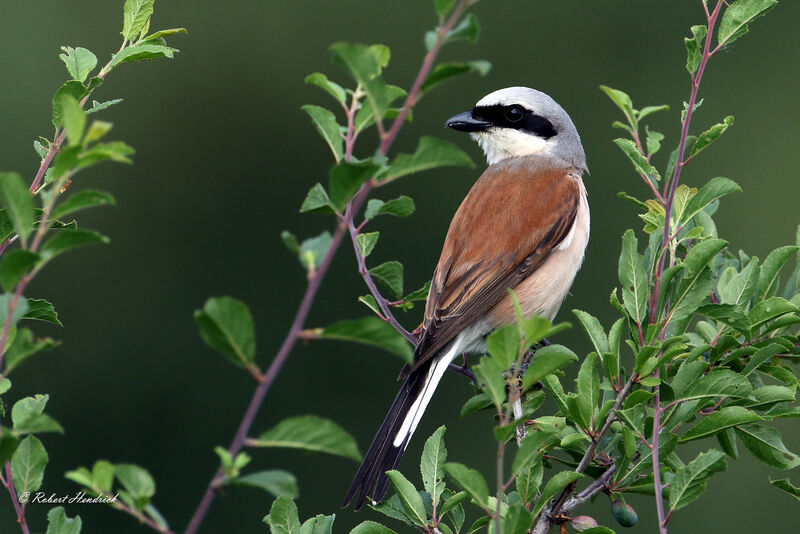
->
[182, 4, 474, 533]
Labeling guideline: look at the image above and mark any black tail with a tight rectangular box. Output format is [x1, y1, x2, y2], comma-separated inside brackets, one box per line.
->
[342, 358, 434, 510]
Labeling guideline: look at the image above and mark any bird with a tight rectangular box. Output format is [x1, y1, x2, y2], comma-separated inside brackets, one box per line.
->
[343, 86, 590, 510]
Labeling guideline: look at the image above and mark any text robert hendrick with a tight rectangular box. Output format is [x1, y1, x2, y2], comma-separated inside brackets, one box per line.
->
[19, 491, 118, 504]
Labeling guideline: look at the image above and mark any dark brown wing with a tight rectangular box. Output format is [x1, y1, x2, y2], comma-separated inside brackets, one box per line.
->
[402, 158, 579, 376]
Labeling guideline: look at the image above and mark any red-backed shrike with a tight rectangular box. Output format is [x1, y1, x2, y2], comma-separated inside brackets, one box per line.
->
[344, 87, 590, 509]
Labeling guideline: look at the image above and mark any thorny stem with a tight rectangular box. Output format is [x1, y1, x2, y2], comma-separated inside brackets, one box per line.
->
[182, 3, 474, 533]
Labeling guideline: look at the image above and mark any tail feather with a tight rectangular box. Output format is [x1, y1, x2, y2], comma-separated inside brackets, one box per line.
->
[343, 341, 460, 510]
[342, 360, 431, 509]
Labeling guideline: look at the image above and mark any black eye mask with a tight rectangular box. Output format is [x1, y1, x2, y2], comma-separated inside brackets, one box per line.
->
[471, 104, 558, 139]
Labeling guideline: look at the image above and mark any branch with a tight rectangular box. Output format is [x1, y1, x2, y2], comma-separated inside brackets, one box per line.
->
[347, 215, 416, 344]
[182, 4, 475, 533]
[650, 4, 724, 532]
[1, 462, 31, 534]
[533, 374, 637, 533]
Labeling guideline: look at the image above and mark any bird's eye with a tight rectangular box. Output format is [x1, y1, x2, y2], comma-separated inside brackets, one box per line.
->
[505, 106, 524, 122]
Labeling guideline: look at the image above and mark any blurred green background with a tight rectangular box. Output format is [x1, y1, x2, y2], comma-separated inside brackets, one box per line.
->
[1, 1, 799, 532]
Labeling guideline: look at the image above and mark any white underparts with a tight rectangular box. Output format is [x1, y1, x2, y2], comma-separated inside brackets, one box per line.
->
[471, 128, 550, 165]
[391, 336, 463, 448]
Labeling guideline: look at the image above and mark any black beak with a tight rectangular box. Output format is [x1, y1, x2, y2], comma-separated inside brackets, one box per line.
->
[445, 111, 490, 132]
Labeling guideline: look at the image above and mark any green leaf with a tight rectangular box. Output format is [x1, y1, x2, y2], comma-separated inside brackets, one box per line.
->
[226, 470, 298, 498]
[682, 177, 741, 224]
[349, 521, 398, 534]
[503, 503, 533, 534]
[600, 86, 635, 124]
[680, 407, 762, 442]
[379, 137, 473, 183]
[11, 435, 48, 495]
[264, 495, 301, 534]
[434, 0, 457, 18]
[512, 431, 558, 476]
[770, 478, 800, 502]
[428, 13, 481, 50]
[645, 127, 665, 157]
[122, 0, 155, 40]
[23, 298, 62, 326]
[364, 196, 415, 219]
[748, 297, 799, 329]
[684, 25, 707, 74]
[690, 116, 734, 157]
[86, 99, 124, 115]
[328, 161, 380, 211]
[742, 343, 784, 376]
[534, 471, 584, 516]
[300, 513, 335, 534]
[421, 60, 491, 93]
[369, 261, 404, 298]
[759, 246, 800, 299]
[443, 462, 489, 508]
[421, 426, 447, 509]
[486, 324, 520, 369]
[640, 104, 670, 120]
[717, 0, 778, 47]
[735, 423, 800, 469]
[4, 327, 58, 373]
[718, 258, 759, 305]
[115, 463, 155, 509]
[93, 460, 114, 493]
[574, 352, 600, 430]
[46, 507, 82, 534]
[522, 345, 578, 390]
[300, 183, 337, 215]
[0, 294, 29, 335]
[301, 105, 344, 162]
[111, 43, 176, 66]
[250, 415, 361, 462]
[356, 232, 380, 258]
[572, 310, 608, 355]
[59, 46, 97, 83]
[0, 173, 34, 246]
[669, 268, 713, 323]
[668, 449, 727, 511]
[473, 356, 506, 410]
[52, 81, 87, 128]
[53, 190, 116, 220]
[305, 72, 347, 105]
[618, 230, 648, 324]
[329, 43, 404, 123]
[314, 317, 412, 361]
[614, 139, 660, 182]
[0, 250, 41, 292]
[298, 231, 333, 272]
[193, 296, 256, 368]
[371, 494, 413, 525]
[385, 470, 427, 526]
[12, 394, 64, 434]
[40, 230, 109, 261]
[142, 27, 188, 41]
[460, 394, 492, 417]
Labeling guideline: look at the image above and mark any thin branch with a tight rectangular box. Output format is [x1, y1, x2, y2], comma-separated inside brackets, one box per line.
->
[182, 4, 474, 532]
[347, 216, 416, 344]
[2, 462, 31, 534]
[534, 374, 637, 532]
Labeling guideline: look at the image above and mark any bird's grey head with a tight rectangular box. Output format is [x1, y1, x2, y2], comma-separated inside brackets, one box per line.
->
[445, 86, 587, 173]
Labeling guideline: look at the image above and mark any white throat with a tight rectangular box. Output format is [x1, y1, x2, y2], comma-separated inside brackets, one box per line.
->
[470, 128, 550, 165]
